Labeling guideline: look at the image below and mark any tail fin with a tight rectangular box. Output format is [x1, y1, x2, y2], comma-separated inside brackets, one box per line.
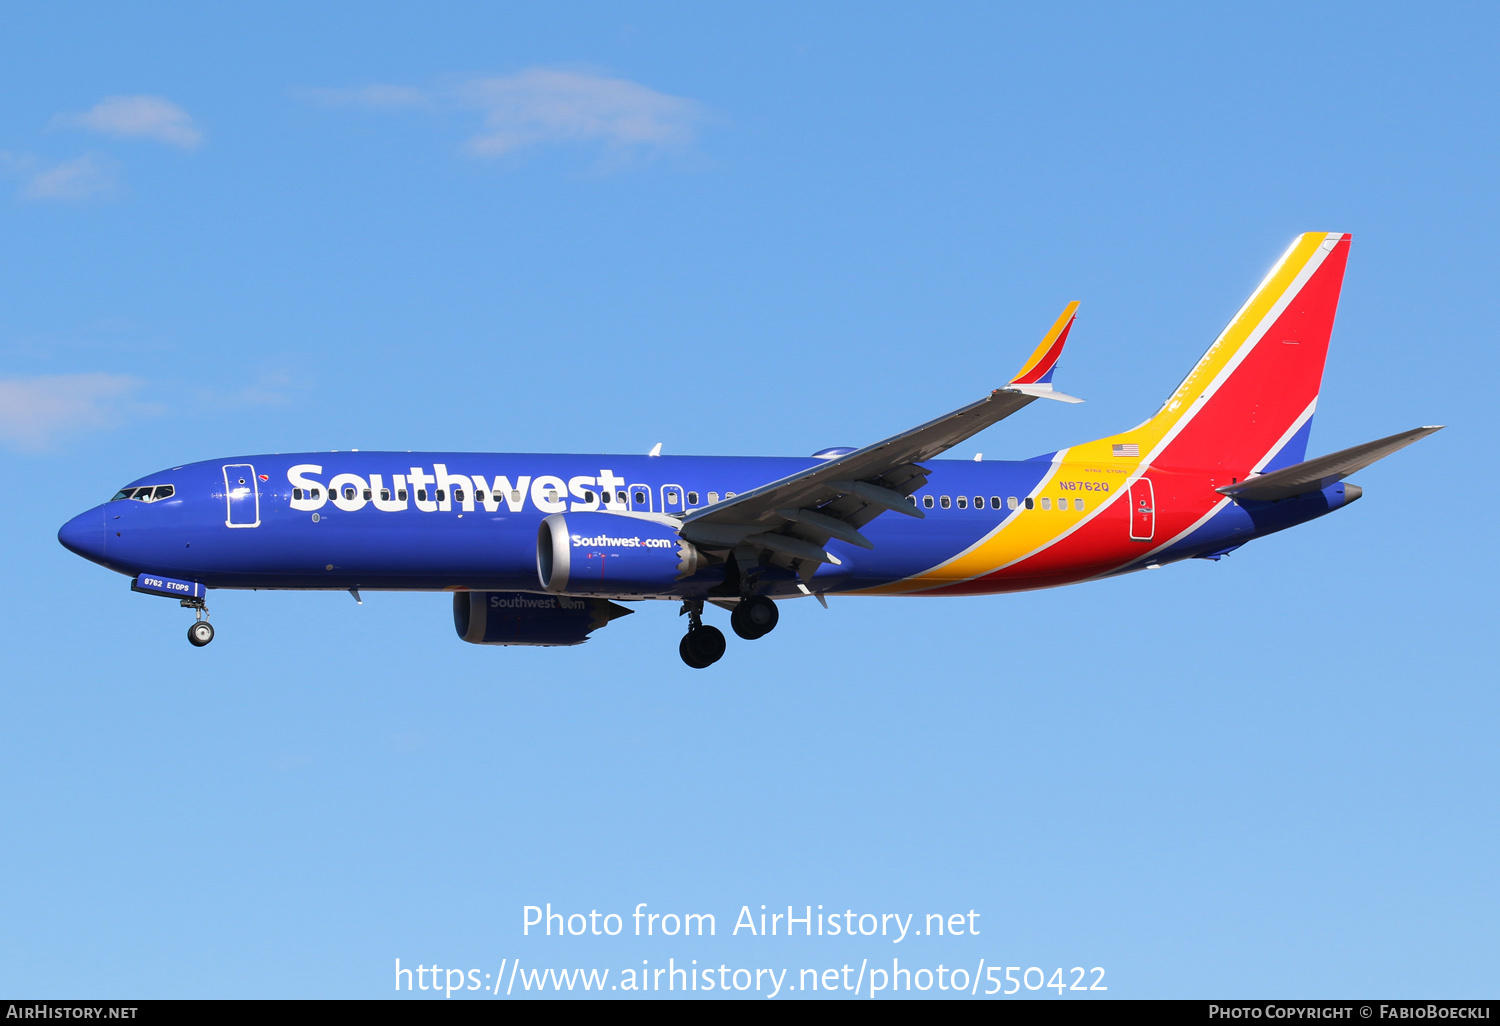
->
[1078, 232, 1351, 475]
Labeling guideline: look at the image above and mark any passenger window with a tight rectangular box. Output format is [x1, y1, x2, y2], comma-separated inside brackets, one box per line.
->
[1074, 498, 1084, 511]
[907, 495, 917, 505]
[634, 490, 646, 504]
[940, 496, 951, 509]
[455, 489, 465, 502]
[665, 491, 678, 504]
[293, 488, 303, 500]
[991, 496, 1001, 509]
[1024, 497, 1035, 510]
[956, 496, 967, 509]
[923, 495, 934, 509]
[312, 488, 322, 500]
[687, 491, 699, 505]
[616, 491, 627, 504]
[725, 492, 736, 499]
[398, 489, 407, 501]
[363, 489, 373, 501]
[511, 491, 522, 503]
[1007, 496, 1018, 510]
[707, 492, 719, 504]
[382, 489, 391, 501]
[417, 489, 427, 501]
[973, 496, 982, 509]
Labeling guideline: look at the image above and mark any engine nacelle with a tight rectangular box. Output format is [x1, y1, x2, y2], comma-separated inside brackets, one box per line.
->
[453, 591, 632, 647]
[537, 511, 700, 596]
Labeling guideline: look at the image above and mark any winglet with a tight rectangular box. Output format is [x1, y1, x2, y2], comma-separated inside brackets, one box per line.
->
[1005, 302, 1083, 402]
[1010, 301, 1079, 386]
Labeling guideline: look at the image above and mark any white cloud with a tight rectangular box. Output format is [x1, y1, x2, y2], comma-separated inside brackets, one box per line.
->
[458, 69, 701, 157]
[315, 68, 703, 161]
[55, 95, 203, 149]
[0, 373, 149, 451]
[16, 154, 118, 200]
[194, 370, 297, 409]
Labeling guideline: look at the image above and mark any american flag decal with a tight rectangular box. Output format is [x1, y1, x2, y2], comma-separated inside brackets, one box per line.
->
[1112, 443, 1140, 457]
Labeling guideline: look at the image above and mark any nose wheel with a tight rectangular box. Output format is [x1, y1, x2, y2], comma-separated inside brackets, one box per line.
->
[182, 597, 214, 647]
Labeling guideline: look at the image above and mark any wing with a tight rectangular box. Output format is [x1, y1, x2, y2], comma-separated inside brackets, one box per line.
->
[680, 304, 1083, 578]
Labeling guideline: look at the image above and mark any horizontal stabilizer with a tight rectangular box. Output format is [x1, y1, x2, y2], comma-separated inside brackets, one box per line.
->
[1217, 425, 1444, 501]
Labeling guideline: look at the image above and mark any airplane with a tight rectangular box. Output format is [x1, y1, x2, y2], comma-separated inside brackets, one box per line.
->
[57, 232, 1440, 668]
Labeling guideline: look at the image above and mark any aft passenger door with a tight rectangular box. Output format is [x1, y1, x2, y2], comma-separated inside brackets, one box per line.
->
[1127, 478, 1154, 541]
[223, 464, 261, 528]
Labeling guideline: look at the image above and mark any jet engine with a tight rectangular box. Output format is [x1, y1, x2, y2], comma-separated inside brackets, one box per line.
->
[536, 511, 701, 596]
[453, 590, 632, 647]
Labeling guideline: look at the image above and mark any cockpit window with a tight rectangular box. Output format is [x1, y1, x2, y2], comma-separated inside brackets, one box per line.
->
[110, 484, 175, 502]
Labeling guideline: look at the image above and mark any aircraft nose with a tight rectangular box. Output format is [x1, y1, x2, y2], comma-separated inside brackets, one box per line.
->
[58, 506, 106, 563]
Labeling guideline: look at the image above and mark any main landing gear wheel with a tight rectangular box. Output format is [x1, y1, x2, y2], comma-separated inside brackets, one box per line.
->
[730, 596, 779, 640]
[187, 621, 215, 647]
[679, 625, 726, 669]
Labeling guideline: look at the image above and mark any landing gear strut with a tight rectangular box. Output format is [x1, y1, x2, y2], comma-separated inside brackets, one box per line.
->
[730, 595, 779, 640]
[678, 599, 725, 669]
[183, 597, 214, 647]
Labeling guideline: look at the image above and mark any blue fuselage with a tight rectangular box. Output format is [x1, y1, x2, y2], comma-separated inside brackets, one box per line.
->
[57, 450, 1354, 601]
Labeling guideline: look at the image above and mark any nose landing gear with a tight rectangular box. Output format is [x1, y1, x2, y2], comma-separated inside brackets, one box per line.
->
[183, 597, 214, 647]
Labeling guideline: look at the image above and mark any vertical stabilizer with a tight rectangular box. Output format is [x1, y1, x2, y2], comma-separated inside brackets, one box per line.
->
[1076, 232, 1351, 476]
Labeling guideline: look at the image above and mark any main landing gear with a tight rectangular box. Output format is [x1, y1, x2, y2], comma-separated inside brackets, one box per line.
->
[678, 595, 781, 668]
[183, 597, 215, 647]
[678, 599, 725, 669]
[730, 595, 779, 640]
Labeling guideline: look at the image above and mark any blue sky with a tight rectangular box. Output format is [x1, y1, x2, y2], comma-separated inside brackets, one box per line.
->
[1, 2, 1495, 999]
